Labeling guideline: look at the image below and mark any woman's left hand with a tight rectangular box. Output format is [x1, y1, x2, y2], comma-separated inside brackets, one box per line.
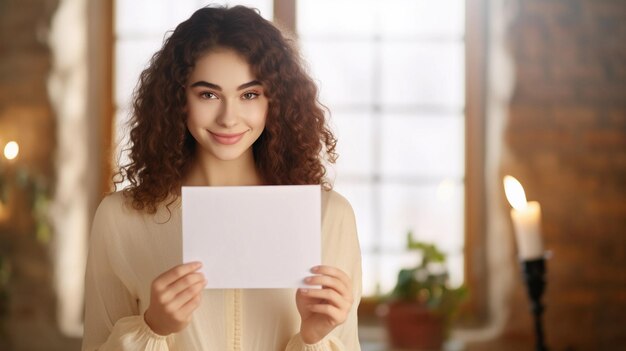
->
[295, 265, 354, 345]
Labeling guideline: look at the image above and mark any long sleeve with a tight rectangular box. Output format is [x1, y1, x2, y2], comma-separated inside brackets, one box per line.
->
[82, 196, 170, 351]
[285, 191, 363, 351]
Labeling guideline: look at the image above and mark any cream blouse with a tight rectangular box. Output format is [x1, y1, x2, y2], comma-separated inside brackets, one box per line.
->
[82, 189, 362, 351]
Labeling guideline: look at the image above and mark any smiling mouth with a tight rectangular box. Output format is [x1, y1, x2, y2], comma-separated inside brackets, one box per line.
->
[209, 130, 247, 145]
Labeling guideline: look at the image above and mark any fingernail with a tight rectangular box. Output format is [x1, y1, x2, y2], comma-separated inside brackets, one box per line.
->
[311, 266, 320, 272]
[195, 262, 203, 268]
[300, 289, 309, 293]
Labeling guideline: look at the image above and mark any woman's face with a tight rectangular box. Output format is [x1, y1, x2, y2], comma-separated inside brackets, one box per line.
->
[185, 48, 268, 162]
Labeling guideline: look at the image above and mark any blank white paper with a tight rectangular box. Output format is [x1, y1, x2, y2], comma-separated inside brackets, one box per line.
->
[182, 185, 321, 289]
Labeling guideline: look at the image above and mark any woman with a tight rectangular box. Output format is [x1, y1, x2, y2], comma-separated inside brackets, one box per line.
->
[82, 5, 361, 351]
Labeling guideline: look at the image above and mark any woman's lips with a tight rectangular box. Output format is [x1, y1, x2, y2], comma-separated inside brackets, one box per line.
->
[209, 131, 247, 145]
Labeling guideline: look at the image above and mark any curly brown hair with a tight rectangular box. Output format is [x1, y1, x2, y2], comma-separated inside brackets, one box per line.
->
[114, 5, 338, 214]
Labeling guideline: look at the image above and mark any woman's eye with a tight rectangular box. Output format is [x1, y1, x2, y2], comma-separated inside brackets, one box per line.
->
[242, 92, 260, 100]
[200, 92, 218, 99]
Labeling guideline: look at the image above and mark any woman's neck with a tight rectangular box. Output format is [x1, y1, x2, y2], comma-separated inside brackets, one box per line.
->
[182, 149, 264, 187]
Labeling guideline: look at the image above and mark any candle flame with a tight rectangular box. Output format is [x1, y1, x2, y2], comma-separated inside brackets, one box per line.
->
[3, 141, 19, 160]
[503, 175, 528, 210]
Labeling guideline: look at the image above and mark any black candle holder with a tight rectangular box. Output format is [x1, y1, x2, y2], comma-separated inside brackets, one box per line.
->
[521, 255, 549, 351]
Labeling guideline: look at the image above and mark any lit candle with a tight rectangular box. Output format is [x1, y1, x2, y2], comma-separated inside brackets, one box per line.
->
[503, 175, 543, 260]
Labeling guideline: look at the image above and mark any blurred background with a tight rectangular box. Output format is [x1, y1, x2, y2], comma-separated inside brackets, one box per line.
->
[0, 0, 624, 350]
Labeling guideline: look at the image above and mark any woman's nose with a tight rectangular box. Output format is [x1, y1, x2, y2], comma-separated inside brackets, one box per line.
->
[216, 100, 238, 128]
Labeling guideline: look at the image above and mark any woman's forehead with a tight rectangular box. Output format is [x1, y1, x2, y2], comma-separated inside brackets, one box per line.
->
[188, 48, 257, 89]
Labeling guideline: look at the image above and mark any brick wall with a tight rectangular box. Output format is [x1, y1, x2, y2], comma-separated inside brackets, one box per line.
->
[503, 0, 626, 349]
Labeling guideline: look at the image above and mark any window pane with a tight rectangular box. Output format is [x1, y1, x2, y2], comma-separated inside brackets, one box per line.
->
[297, 0, 465, 38]
[381, 42, 464, 108]
[116, 0, 273, 36]
[300, 41, 375, 107]
[115, 39, 164, 107]
[381, 114, 464, 178]
[113, 107, 133, 189]
[333, 182, 375, 251]
[447, 253, 464, 288]
[379, 0, 465, 38]
[298, 0, 376, 37]
[379, 182, 464, 253]
[332, 113, 375, 176]
[361, 253, 379, 297]
[297, 0, 467, 297]
[116, 0, 176, 36]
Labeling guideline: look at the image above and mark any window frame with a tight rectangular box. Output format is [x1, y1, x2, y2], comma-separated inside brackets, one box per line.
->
[463, 0, 488, 326]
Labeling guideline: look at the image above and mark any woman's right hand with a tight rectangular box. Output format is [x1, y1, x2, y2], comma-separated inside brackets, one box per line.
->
[144, 261, 207, 336]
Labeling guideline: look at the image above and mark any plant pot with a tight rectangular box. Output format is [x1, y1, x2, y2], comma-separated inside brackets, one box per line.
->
[380, 300, 444, 350]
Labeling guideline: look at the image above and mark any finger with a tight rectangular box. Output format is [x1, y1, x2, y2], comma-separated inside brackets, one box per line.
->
[311, 265, 351, 283]
[304, 275, 349, 299]
[296, 288, 325, 305]
[307, 303, 345, 325]
[297, 288, 325, 301]
[311, 266, 351, 290]
[159, 272, 206, 304]
[169, 279, 206, 310]
[300, 288, 350, 310]
[154, 262, 203, 290]
[177, 292, 203, 319]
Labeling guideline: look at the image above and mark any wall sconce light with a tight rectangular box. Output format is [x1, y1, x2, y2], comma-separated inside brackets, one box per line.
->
[1, 140, 20, 222]
[3, 141, 19, 161]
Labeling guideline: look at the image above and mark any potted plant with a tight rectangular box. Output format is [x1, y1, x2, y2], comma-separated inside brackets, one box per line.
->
[379, 231, 468, 350]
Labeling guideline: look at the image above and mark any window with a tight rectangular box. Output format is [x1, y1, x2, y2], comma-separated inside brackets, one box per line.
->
[113, 0, 467, 299]
[297, 0, 466, 296]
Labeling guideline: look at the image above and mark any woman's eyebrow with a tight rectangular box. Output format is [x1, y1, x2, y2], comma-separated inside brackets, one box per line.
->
[190, 81, 222, 90]
[237, 80, 262, 90]
[190, 80, 262, 91]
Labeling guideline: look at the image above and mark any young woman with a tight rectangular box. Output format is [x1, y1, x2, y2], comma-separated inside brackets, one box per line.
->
[82, 5, 361, 351]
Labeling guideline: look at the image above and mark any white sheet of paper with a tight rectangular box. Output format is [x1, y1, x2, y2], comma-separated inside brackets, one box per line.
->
[182, 185, 321, 289]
